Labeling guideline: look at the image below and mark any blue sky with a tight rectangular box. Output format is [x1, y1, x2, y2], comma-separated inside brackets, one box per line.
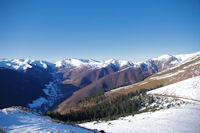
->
[0, 0, 200, 62]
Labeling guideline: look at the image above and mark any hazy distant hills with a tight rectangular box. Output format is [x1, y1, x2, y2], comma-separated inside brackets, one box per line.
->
[0, 52, 199, 113]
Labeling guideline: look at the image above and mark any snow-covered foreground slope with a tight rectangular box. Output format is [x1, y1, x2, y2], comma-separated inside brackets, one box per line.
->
[80, 76, 200, 133]
[80, 104, 200, 133]
[148, 76, 200, 101]
[0, 108, 98, 133]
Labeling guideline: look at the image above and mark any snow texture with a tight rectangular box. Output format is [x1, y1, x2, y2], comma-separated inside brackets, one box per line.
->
[148, 76, 200, 101]
[0, 108, 97, 133]
[80, 104, 200, 133]
[175, 51, 200, 62]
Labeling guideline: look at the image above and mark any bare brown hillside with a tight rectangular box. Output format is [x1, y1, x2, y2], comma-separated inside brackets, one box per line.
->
[56, 56, 200, 114]
[56, 66, 152, 113]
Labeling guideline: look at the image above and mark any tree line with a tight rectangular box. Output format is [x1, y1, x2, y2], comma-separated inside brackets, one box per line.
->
[46, 89, 154, 124]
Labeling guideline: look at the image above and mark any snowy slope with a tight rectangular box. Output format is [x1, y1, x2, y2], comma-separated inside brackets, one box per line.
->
[0, 107, 97, 133]
[148, 76, 200, 101]
[151, 51, 200, 63]
[80, 104, 200, 133]
[175, 51, 200, 62]
[80, 76, 200, 133]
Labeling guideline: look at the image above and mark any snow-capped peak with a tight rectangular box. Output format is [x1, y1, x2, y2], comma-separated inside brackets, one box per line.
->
[152, 54, 174, 61]
[0, 59, 53, 70]
[55, 58, 133, 69]
[0, 59, 32, 70]
[55, 58, 101, 68]
[150, 51, 200, 63]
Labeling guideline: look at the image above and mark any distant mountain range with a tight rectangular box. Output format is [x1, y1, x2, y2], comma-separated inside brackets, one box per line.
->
[0, 51, 200, 113]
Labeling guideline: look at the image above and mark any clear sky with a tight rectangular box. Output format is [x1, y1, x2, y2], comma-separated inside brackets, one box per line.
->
[0, 0, 200, 62]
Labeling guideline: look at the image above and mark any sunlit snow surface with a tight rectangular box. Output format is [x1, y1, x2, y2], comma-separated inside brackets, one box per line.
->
[80, 104, 200, 133]
[0, 108, 97, 133]
[148, 76, 200, 101]
[80, 76, 200, 133]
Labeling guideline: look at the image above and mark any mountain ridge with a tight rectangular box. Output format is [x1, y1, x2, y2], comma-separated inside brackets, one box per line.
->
[1, 51, 200, 71]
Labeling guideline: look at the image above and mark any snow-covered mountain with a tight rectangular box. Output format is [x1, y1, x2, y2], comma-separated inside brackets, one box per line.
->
[80, 76, 200, 133]
[55, 51, 200, 70]
[0, 59, 55, 70]
[0, 107, 98, 133]
[0, 58, 134, 71]
[137, 51, 200, 71]
[55, 58, 133, 69]
[1, 51, 199, 71]
[151, 51, 200, 63]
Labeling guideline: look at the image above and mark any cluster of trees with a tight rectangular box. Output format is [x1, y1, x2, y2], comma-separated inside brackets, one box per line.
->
[78, 84, 130, 104]
[46, 89, 154, 123]
[77, 90, 105, 104]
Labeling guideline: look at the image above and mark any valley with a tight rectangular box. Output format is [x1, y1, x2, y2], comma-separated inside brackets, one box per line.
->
[0, 51, 200, 133]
